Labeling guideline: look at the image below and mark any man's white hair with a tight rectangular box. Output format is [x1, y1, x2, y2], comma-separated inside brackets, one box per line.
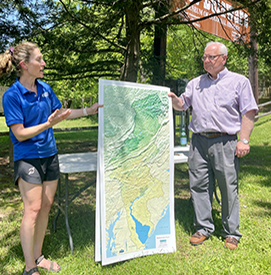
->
[205, 41, 228, 56]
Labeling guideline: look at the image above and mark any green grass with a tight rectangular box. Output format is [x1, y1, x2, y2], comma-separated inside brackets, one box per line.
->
[1, 115, 271, 274]
[0, 115, 98, 132]
[0, 116, 8, 132]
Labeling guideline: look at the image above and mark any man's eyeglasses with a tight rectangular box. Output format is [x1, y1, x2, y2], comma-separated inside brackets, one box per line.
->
[201, 54, 224, 61]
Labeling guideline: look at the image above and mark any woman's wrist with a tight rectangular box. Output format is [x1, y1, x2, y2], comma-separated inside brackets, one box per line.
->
[83, 107, 88, 116]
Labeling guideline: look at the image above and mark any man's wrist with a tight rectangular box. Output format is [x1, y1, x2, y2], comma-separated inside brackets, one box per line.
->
[239, 138, 249, 144]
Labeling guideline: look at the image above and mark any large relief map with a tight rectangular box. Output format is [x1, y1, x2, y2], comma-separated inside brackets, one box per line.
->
[95, 79, 176, 265]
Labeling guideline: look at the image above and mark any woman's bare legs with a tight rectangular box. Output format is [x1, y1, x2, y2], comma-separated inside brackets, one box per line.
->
[33, 180, 60, 271]
[19, 178, 42, 275]
[19, 179, 59, 273]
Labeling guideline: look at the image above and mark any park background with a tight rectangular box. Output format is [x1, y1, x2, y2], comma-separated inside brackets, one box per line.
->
[1, 1, 271, 274]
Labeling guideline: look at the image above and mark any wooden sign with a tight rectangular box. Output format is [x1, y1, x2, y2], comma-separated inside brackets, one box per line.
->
[171, 0, 250, 42]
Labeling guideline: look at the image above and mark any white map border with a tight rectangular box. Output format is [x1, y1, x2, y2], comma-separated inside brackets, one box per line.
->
[95, 79, 176, 265]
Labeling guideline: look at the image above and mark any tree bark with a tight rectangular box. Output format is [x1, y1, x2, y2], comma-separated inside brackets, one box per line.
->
[248, 29, 259, 104]
[152, 1, 168, 86]
[120, 1, 141, 82]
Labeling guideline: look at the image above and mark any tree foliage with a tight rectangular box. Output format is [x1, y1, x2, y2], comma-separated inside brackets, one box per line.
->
[0, 0, 270, 101]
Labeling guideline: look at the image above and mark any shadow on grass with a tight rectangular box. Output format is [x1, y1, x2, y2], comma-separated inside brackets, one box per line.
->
[0, 185, 21, 212]
[174, 164, 194, 234]
[49, 202, 96, 252]
[50, 172, 97, 253]
[55, 130, 98, 155]
[251, 200, 271, 217]
[0, 213, 24, 275]
[174, 163, 226, 240]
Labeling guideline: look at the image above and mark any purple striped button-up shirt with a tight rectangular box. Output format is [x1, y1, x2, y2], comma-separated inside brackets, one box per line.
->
[181, 68, 258, 135]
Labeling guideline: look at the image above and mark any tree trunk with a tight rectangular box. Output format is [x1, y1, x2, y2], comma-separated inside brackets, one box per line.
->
[248, 29, 259, 104]
[153, 26, 167, 85]
[152, 2, 168, 86]
[120, 1, 141, 82]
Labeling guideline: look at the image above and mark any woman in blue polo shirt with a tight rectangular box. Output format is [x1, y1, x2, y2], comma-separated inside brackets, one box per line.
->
[0, 42, 103, 275]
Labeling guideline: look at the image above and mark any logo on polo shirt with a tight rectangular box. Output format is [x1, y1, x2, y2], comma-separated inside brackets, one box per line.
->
[28, 167, 35, 175]
[42, 92, 49, 97]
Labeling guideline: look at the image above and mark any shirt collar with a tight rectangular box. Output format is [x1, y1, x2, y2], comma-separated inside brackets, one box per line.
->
[207, 67, 228, 81]
[15, 78, 39, 95]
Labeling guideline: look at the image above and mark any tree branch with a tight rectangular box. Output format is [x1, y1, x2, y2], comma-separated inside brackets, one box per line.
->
[43, 72, 120, 81]
[59, 0, 126, 51]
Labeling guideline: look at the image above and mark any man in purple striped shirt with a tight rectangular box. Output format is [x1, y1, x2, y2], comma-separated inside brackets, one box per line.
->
[168, 41, 258, 250]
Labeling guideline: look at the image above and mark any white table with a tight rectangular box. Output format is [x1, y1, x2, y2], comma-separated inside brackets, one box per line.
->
[54, 146, 189, 253]
[174, 145, 189, 163]
[58, 152, 98, 173]
[53, 152, 98, 254]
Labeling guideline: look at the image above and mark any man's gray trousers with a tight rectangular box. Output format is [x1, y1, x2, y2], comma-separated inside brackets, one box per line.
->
[188, 133, 242, 240]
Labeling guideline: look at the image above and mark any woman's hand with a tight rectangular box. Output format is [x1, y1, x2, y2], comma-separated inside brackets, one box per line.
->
[47, 109, 72, 127]
[88, 103, 104, 115]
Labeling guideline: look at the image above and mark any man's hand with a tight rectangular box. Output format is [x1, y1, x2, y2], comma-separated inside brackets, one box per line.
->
[235, 141, 250, 158]
[168, 92, 184, 111]
[236, 110, 255, 158]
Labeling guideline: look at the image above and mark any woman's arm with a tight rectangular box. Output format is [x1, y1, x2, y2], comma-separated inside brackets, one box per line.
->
[10, 103, 103, 142]
[61, 103, 104, 119]
[10, 109, 72, 142]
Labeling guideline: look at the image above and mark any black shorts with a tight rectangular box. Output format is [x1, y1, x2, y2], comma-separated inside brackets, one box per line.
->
[14, 154, 60, 185]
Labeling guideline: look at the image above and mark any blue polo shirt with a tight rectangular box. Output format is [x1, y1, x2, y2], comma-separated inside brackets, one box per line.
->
[2, 78, 62, 161]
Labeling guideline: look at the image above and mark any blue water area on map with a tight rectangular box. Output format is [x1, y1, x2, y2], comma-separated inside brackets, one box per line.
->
[106, 211, 121, 258]
[130, 210, 150, 244]
[129, 194, 151, 244]
[144, 204, 170, 249]
[106, 199, 170, 257]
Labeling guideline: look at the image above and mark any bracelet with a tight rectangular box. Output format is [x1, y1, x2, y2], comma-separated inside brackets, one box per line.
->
[83, 107, 88, 116]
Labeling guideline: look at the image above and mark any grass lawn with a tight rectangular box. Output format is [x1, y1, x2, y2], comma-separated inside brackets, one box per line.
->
[0, 115, 98, 133]
[0, 114, 271, 274]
